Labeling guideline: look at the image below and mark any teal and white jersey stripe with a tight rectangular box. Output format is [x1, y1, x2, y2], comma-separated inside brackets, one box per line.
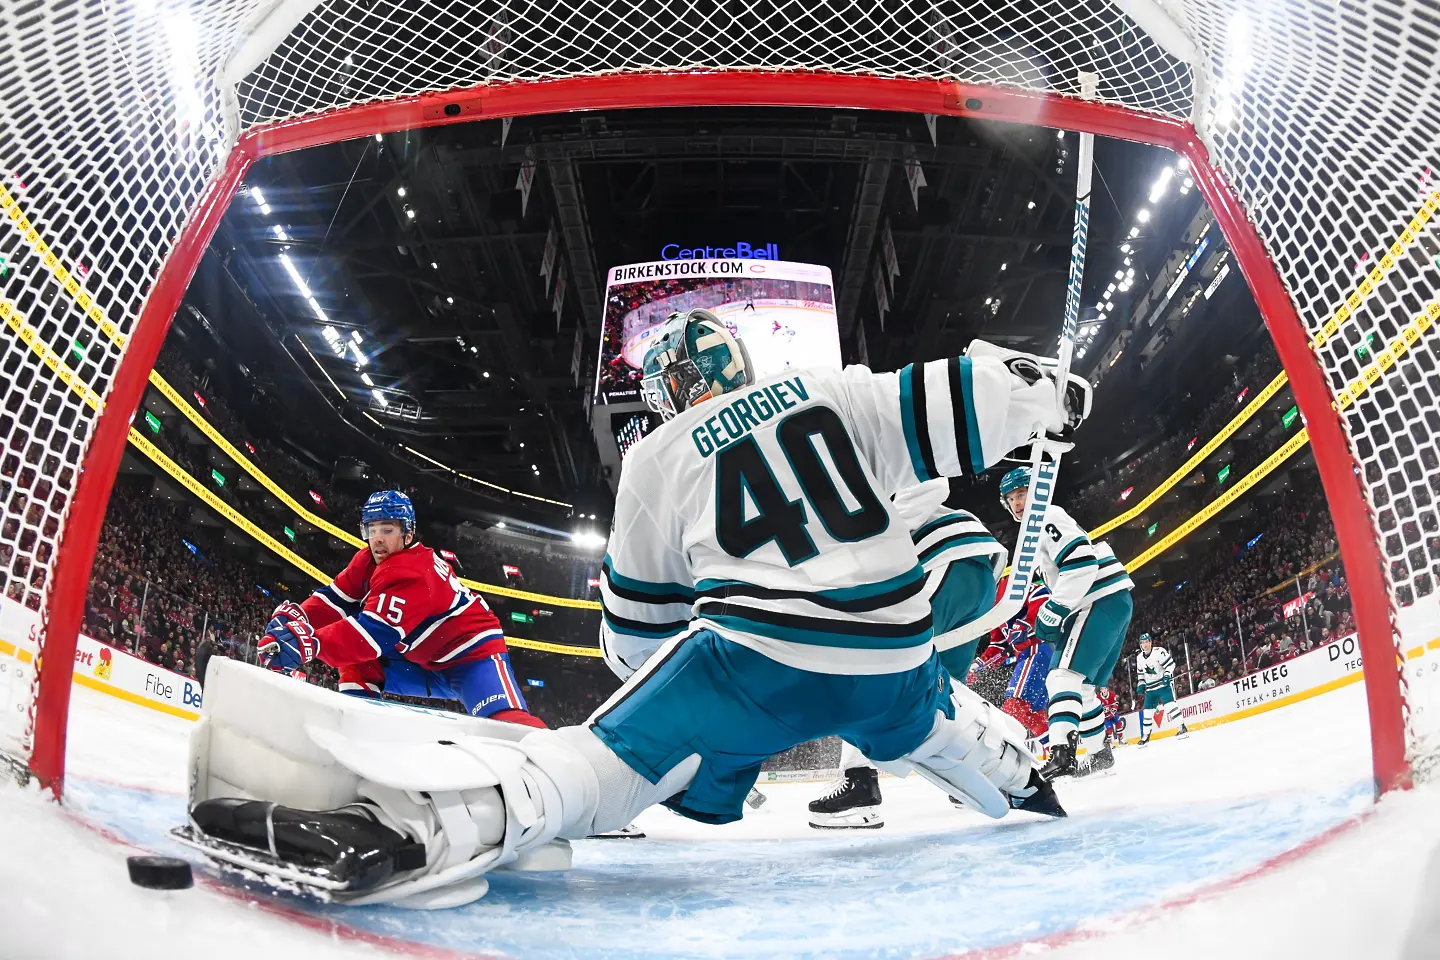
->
[1035, 504, 1133, 611]
[604, 360, 1052, 677]
[599, 553, 695, 679]
[896, 356, 1057, 481]
[891, 478, 1004, 576]
[1083, 550, 1134, 606]
[911, 508, 1006, 577]
[692, 564, 934, 674]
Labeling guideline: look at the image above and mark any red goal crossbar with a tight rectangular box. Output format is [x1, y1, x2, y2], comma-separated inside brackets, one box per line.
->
[27, 73, 1407, 799]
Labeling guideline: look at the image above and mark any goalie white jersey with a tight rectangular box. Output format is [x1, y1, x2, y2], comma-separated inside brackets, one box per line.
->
[600, 357, 1061, 677]
[893, 478, 1007, 579]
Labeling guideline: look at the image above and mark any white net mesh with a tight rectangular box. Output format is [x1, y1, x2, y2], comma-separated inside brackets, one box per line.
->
[1, 0, 1438, 779]
[234, 0, 1194, 125]
[0, 0, 247, 756]
[1178, 1, 1440, 765]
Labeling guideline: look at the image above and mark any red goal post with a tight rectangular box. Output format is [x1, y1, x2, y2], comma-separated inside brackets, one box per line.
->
[1, 0, 1433, 800]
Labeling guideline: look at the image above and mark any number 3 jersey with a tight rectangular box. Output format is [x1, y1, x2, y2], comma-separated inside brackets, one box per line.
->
[600, 357, 1063, 677]
[300, 544, 507, 672]
[1031, 505, 1134, 614]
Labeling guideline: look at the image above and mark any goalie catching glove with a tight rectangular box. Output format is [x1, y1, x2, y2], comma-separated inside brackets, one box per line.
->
[964, 339, 1092, 445]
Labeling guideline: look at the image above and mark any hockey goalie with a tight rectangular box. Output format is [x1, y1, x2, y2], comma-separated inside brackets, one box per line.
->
[174, 312, 1089, 908]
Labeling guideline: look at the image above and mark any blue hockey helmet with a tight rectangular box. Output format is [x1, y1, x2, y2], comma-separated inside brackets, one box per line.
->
[1139, 632, 1154, 647]
[999, 466, 1030, 520]
[640, 308, 754, 420]
[361, 490, 416, 538]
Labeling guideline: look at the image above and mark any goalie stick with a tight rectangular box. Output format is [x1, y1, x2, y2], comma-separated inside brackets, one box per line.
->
[947, 71, 1098, 646]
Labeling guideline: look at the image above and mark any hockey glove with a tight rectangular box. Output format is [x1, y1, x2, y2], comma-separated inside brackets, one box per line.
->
[964, 339, 1093, 434]
[1004, 622, 1035, 652]
[269, 601, 309, 629]
[259, 614, 318, 672]
[1033, 600, 1069, 646]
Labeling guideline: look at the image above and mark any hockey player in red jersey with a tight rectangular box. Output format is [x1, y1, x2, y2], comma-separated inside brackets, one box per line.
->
[984, 575, 1053, 738]
[1097, 685, 1120, 744]
[258, 490, 544, 728]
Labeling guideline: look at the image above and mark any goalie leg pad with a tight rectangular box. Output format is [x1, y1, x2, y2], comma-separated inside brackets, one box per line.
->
[323, 726, 695, 907]
[876, 684, 1038, 819]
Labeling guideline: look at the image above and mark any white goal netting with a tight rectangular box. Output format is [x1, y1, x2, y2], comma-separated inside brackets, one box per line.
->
[2, 0, 1439, 786]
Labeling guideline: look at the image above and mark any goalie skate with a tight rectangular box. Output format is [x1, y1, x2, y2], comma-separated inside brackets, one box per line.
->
[809, 805, 883, 830]
[587, 823, 646, 840]
[170, 824, 358, 900]
[170, 798, 427, 900]
[1075, 743, 1116, 779]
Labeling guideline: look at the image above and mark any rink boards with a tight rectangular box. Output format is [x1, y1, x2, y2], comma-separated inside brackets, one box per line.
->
[4, 587, 1440, 761]
[0, 594, 202, 749]
[1116, 623, 1440, 745]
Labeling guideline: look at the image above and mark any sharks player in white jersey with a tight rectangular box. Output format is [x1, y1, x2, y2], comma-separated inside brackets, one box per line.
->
[998, 468, 1134, 778]
[175, 309, 1090, 907]
[808, 479, 1007, 828]
[1135, 632, 1187, 743]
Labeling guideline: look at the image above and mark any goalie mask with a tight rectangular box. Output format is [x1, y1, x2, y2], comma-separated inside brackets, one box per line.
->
[640, 308, 755, 420]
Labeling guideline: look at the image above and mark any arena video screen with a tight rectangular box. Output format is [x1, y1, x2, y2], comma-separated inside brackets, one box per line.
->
[593, 259, 841, 406]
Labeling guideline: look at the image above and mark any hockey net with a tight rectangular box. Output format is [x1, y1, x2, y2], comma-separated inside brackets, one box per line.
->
[1, 0, 1438, 795]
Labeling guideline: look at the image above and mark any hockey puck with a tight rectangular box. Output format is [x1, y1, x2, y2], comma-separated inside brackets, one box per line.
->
[127, 855, 193, 890]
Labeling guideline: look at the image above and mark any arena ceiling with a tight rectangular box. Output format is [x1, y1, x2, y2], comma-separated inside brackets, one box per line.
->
[179, 104, 1246, 517]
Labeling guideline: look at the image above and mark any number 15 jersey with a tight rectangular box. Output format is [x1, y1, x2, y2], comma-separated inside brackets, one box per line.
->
[600, 357, 1061, 677]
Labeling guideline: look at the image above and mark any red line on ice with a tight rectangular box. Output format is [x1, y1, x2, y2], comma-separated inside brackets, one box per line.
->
[932, 812, 1374, 960]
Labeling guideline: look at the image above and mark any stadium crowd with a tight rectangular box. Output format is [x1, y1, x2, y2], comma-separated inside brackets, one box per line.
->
[153, 343, 372, 525]
[1111, 473, 1354, 708]
[1069, 349, 1286, 531]
[459, 529, 602, 599]
[83, 479, 280, 680]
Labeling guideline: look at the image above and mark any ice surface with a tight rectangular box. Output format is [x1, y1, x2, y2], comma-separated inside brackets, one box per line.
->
[2, 678, 1437, 959]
